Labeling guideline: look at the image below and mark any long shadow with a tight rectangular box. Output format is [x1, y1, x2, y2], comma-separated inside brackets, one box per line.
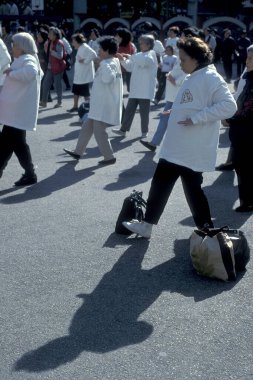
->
[180, 169, 252, 229]
[104, 152, 157, 191]
[0, 162, 97, 204]
[14, 237, 241, 373]
[37, 113, 74, 125]
[51, 129, 81, 142]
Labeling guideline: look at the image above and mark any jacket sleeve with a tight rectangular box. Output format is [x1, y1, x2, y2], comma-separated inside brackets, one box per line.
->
[100, 61, 118, 84]
[120, 56, 134, 72]
[0, 40, 11, 71]
[191, 81, 237, 124]
[9, 60, 39, 83]
[79, 45, 97, 64]
[133, 52, 157, 68]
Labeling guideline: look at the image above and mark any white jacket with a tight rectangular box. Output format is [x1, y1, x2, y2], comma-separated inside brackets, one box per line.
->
[121, 50, 158, 100]
[0, 54, 42, 131]
[88, 57, 123, 126]
[0, 39, 11, 86]
[159, 66, 237, 172]
[73, 43, 97, 85]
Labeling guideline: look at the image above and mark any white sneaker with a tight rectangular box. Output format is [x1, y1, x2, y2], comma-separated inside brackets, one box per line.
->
[122, 220, 153, 238]
[112, 128, 126, 136]
[141, 133, 148, 138]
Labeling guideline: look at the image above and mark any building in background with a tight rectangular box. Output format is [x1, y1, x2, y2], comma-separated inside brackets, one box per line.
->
[0, 0, 252, 37]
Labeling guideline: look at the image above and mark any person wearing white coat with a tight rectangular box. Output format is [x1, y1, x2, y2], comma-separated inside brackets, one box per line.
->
[0, 38, 11, 91]
[123, 37, 237, 238]
[63, 36, 123, 165]
[112, 34, 158, 138]
[68, 33, 97, 112]
[0, 32, 42, 186]
[140, 57, 186, 151]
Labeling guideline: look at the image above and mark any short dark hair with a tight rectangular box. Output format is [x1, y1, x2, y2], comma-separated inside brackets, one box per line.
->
[168, 26, 180, 35]
[182, 27, 199, 38]
[72, 33, 86, 44]
[115, 27, 132, 47]
[90, 28, 100, 38]
[98, 36, 118, 55]
[178, 37, 213, 66]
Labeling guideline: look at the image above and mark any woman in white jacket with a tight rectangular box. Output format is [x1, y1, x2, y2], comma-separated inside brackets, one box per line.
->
[68, 33, 97, 112]
[0, 32, 42, 186]
[63, 36, 123, 165]
[140, 57, 186, 151]
[112, 34, 158, 138]
[123, 37, 237, 238]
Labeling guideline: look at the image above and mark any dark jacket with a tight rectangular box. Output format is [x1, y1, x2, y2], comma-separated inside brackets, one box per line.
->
[228, 70, 253, 148]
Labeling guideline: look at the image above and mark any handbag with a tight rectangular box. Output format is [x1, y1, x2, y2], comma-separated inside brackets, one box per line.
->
[115, 190, 146, 235]
[190, 226, 250, 281]
[78, 103, 89, 121]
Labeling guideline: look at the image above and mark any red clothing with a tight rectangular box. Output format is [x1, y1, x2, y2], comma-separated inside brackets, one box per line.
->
[118, 42, 136, 72]
[46, 39, 66, 74]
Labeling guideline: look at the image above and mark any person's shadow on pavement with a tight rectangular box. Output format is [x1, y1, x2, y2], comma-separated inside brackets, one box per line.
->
[180, 170, 253, 229]
[104, 152, 157, 191]
[0, 162, 97, 204]
[13, 237, 240, 373]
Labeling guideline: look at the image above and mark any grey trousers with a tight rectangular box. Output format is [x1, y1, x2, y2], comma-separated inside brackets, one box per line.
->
[121, 98, 150, 134]
[75, 118, 114, 160]
[41, 69, 63, 104]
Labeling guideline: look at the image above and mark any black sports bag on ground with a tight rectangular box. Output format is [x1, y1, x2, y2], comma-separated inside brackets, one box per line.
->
[115, 190, 146, 235]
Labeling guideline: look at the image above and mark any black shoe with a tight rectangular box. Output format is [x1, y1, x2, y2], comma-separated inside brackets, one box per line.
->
[98, 158, 116, 166]
[215, 162, 234, 171]
[63, 149, 80, 159]
[234, 205, 253, 213]
[140, 139, 156, 152]
[67, 107, 78, 112]
[14, 173, 37, 187]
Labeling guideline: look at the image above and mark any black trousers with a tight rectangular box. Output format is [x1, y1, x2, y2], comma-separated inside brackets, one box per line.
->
[155, 71, 167, 102]
[233, 148, 253, 207]
[222, 57, 233, 82]
[0, 125, 34, 177]
[144, 159, 213, 229]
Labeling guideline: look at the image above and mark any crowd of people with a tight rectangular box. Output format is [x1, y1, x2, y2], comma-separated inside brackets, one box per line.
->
[0, 20, 253, 238]
[0, 0, 33, 16]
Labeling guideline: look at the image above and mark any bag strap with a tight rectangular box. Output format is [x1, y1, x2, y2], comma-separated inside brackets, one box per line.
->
[217, 233, 236, 281]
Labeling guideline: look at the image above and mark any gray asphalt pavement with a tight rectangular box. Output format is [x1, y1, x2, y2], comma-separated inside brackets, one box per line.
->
[1, 86, 252, 380]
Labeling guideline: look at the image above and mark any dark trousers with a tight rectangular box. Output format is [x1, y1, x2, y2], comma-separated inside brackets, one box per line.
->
[155, 71, 167, 102]
[0, 125, 34, 177]
[222, 57, 233, 82]
[233, 149, 253, 206]
[121, 98, 150, 134]
[144, 159, 213, 229]
[63, 69, 70, 89]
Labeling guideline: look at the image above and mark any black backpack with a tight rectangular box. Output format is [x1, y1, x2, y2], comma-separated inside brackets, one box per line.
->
[115, 190, 146, 235]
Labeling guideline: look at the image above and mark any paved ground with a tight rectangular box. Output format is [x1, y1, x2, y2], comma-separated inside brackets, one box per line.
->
[0, 83, 252, 380]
